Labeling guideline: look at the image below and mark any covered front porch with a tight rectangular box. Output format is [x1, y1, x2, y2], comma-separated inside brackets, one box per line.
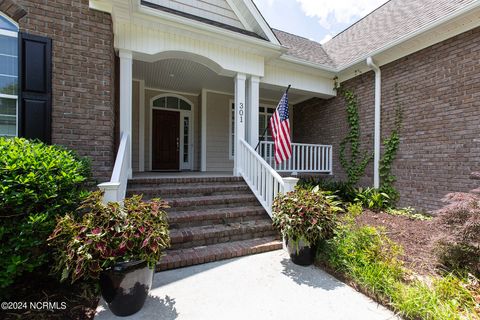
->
[97, 0, 337, 209]
[127, 55, 334, 177]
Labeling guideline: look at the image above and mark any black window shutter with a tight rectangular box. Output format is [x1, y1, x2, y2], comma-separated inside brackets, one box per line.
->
[18, 33, 52, 144]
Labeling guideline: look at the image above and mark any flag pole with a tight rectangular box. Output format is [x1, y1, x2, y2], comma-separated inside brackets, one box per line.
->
[254, 85, 291, 152]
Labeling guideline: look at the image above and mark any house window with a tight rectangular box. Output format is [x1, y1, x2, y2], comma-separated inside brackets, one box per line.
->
[183, 116, 189, 163]
[152, 96, 191, 111]
[0, 14, 18, 137]
[230, 103, 275, 158]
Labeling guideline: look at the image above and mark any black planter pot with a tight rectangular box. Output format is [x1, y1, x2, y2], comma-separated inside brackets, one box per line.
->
[286, 238, 316, 266]
[99, 260, 154, 317]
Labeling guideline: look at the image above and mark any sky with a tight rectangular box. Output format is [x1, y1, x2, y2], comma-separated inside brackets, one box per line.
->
[252, 0, 388, 44]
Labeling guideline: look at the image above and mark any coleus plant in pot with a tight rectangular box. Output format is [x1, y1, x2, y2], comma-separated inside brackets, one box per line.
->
[272, 186, 343, 266]
[48, 191, 170, 316]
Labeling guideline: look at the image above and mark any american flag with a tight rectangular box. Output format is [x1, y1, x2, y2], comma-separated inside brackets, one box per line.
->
[269, 92, 292, 164]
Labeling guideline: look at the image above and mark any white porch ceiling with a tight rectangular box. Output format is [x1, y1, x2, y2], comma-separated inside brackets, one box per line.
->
[132, 59, 313, 103]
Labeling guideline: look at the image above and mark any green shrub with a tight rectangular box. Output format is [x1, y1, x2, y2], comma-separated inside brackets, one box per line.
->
[318, 215, 479, 319]
[49, 192, 170, 283]
[272, 186, 343, 247]
[391, 274, 478, 320]
[346, 202, 363, 217]
[319, 223, 404, 297]
[385, 207, 432, 221]
[0, 137, 90, 288]
[297, 178, 356, 203]
[354, 187, 391, 211]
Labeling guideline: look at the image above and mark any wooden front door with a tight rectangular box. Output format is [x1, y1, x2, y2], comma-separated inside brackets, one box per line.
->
[152, 109, 180, 170]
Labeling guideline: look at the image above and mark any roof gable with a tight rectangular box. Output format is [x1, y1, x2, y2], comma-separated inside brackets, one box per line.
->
[141, 0, 280, 44]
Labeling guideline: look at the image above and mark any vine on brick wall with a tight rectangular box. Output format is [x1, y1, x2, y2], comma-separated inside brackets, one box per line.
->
[334, 78, 373, 187]
[379, 84, 404, 203]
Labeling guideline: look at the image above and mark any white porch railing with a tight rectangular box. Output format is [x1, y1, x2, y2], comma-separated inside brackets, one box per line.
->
[258, 141, 333, 174]
[98, 132, 130, 203]
[238, 138, 297, 217]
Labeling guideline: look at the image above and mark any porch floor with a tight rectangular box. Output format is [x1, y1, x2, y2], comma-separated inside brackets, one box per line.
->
[132, 171, 233, 179]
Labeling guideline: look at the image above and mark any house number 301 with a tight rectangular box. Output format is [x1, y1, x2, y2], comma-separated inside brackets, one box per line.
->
[238, 102, 244, 123]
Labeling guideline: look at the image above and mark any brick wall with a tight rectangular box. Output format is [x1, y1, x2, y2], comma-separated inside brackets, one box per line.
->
[8, 0, 115, 182]
[294, 27, 480, 212]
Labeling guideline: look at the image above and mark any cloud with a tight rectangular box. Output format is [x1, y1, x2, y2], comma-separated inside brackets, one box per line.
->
[319, 34, 332, 44]
[264, 0, 275, 6]
[294, 0, 387, 30]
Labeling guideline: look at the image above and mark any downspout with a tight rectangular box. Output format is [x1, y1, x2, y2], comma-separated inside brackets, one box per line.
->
[366, 57, 381, 189]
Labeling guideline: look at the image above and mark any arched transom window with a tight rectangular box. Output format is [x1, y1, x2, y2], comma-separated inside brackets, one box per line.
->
[152, 96, 192, 111]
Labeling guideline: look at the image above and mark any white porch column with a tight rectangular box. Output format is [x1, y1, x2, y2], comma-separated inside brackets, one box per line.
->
[247, 76, 260, 148]
[119, 50, 133, 178]
[201, 89, 207, 172]
[234, 73, 246, 176]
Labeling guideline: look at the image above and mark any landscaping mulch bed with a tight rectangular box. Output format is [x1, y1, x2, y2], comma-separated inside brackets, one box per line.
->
[356, 210, 440, 276]
[1, 268, 98, 320]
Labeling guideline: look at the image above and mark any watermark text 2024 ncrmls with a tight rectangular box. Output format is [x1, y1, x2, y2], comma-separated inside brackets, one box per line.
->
[1, 301, 67, 310]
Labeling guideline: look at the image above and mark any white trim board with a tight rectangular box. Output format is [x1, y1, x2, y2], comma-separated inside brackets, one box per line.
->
[138, 80, 145, 172]
[201, 89, 207, 172]
[144, 86, 200, 97]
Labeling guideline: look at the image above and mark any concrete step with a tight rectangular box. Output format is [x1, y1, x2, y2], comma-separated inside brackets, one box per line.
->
[168, 206, 268, 228]
[169, 219, 276, 250]
[163, 194, 259, 211]
[127, 183, 250, 199]
[156, 236, 282, 271]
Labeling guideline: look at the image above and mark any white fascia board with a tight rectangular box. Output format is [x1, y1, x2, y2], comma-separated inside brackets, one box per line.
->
[225, 0, 254, 32]
[240, 0, 281, 45]
[336, 1, 480, 81]
[89, 0, 113, 13]
[135, 3, 284, 56]
[279, 55, 337, 76]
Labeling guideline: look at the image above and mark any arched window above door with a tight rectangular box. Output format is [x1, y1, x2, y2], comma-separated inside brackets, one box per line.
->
[152, 96, 191, 111]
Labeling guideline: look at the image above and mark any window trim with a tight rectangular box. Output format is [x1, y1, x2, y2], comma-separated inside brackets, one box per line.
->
[0, 12, 18, 137]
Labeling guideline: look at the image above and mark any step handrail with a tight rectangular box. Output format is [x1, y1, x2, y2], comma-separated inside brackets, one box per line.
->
[98, 132, 130, 203]
[238, 138, 297, 217]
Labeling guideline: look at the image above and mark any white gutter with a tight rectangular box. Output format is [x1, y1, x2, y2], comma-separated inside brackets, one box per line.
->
[366, 57, 381, 189]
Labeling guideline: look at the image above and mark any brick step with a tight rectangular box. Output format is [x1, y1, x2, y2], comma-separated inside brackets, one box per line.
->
[129, 181, 248, 189]
[129, 176, 244, 186]
[168, 206, 268, 228]
[169, 220, 276, 250]
[156, 236, 283, 271]
[127, 183, 250, 199]
[162, 194, 259, 211]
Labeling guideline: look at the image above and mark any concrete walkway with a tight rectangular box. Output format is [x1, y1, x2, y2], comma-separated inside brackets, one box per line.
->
[95, 250, 399, 320]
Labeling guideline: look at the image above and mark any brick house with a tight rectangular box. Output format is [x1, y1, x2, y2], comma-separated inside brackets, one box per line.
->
[1, 0, 479, 263]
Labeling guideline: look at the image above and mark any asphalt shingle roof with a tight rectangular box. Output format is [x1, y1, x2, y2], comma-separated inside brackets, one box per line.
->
[274, 0, 477, 69]
[272, 29, 336, 67]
